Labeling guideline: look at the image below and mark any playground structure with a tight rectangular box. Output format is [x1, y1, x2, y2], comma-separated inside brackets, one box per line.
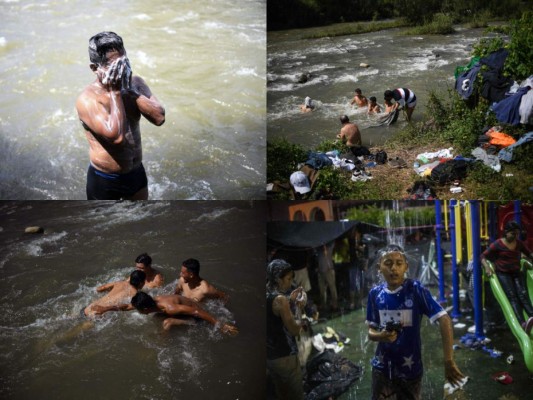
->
[434, 200, 533, 373]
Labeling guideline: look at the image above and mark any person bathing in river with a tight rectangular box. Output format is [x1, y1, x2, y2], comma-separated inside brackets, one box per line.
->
[384, 88, 416, 121]
[84, 270, 146, 317]
[300, 96, 315, 113]
[175, 258, 228, 303]
[134, 253, 164, 289]
[367, 96, 382, 114]
[94, 291, 238, 335]
[76, 31, 165, 200]
[350, 88, 368, 108]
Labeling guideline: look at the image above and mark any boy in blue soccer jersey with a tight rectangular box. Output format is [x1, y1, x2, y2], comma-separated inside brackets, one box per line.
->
[366, 245, 465, 400]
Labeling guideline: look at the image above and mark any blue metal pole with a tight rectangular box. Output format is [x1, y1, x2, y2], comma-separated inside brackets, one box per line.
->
[435, 200, 446, 304]
[489, 202, 497, 243]
[471, 200, 484, 339]
[514, 200, 521, 224]
[450, 200, 461, 318]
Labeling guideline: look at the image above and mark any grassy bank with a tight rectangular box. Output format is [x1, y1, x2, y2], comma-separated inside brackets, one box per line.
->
[267, 89, 533, 201]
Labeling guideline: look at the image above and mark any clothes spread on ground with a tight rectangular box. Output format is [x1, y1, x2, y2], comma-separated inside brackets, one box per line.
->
[304, 349, 363, 400]
[305, 152, 333, 170]
[471, 147, 501, 172]
[416, 148, 454, 162]
[455, 63, 481, 99]
[430, 159, 471, 184]
[498, 131, 533, 162]
[414, 160, 441, 176]
[484, 128, 516, 148]
[492, 86, 530, 125]
[366, 279, 447, 380]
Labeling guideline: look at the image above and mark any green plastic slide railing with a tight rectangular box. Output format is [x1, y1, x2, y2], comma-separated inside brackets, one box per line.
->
[484, 260, 533, 373]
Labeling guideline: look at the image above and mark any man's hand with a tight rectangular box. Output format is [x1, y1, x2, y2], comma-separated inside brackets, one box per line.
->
[444, 359, 465, 387]
[101, 56, 131, 90]
[378, 329, 398, 343]
[220, 323, 239, 336]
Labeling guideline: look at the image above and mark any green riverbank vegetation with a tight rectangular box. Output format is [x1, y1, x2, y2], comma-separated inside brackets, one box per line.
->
[267, 11, 533, 200]
[268, 0, 528, 33]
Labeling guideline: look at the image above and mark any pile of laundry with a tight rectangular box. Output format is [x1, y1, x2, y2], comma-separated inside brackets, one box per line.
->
[455, 48, 532, 126]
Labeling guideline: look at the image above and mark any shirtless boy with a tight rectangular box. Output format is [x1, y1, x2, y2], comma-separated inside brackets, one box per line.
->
[134, 253, 163, 289]
[337, 115, 362, 148]
[175, 258, 228, 303]
[350, 88, 368, 107]
[367, 96, 382, 114]
[132, 292, 237, 335]
[76, 31, 165, 200]
[94, 291, 238, 336]
[84, 270, 145, 317]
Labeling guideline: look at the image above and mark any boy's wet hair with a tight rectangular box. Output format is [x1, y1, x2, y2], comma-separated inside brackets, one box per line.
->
[131, 291, 157, 311]
[369, 96, 377, 102]
[355, 88, 362, 94]
[129, 270, 146, 288]
[88, 31, 125, 66]
[135, 253, 152, 266]
[340, 115, 350, 124]
[384, 90, 394, 99]
[377, 244, 406, 264]
[182, 258, 200, 275]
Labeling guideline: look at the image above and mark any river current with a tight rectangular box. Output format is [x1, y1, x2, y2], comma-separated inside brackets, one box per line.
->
[268, 25, 504, 148]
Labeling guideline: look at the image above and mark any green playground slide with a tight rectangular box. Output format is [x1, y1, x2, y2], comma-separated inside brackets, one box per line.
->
[485, 260, 533, 373]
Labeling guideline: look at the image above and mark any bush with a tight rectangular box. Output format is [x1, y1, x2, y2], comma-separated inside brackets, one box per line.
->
[505, 11, 533, 80]
[267, 139, 307, 183]
[404, 13, 455, 35]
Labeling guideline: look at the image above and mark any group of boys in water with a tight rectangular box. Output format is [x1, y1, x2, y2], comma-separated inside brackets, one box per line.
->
[83, 253, 238, 336]
[300, 87, 417, 121]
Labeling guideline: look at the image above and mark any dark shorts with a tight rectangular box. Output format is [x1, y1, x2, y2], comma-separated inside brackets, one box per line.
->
[86, 163, 148, 200]
[372, 369, 422, 400]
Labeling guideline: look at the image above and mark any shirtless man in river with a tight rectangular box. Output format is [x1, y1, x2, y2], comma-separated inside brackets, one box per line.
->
[76, 31, 165, 200]
[134, 253, 163, 289]
[94, 291, 238, 335]
[84, 270, 146, 317]
[175, 258, 228, 303]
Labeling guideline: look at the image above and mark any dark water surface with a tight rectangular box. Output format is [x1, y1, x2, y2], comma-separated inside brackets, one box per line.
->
[0, 201, 266, 399]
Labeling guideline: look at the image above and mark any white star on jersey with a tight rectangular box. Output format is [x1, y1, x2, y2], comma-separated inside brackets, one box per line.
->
[402, 355, 414, 370]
